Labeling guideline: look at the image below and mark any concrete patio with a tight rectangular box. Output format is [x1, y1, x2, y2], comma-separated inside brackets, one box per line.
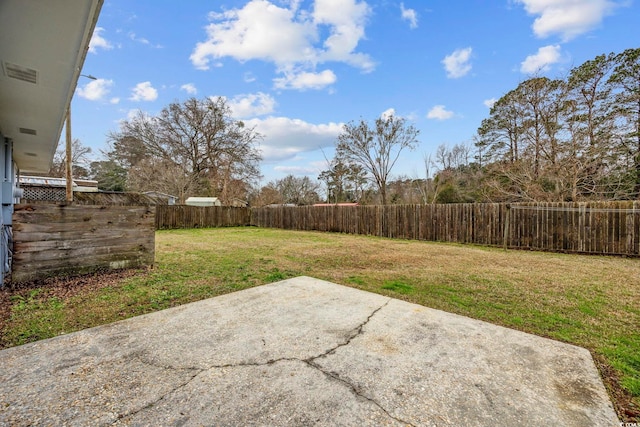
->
[0, 276, 619, 426]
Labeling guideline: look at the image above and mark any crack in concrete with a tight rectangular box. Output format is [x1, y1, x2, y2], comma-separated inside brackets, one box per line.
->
[474, 383, 495, 409]
[300, 299, 417, 427]
[112, 357, 299, 424]
[112, 369, 201, 425]
[117, 299, 414, 426]
[307, 299, 392, 362]
[304, 359, 416, 427]
[134, 354, 299, 372]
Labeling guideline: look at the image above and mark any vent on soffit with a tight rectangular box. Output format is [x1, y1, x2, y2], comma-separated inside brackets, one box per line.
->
[3, 62, 38, 84]
[19, 128, 37, 135]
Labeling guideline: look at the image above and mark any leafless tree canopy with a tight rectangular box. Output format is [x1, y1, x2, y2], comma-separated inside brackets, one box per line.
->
[107, 97, 262, 204]
[48, 139, 92, 179]
[251, 175, 321, 207]
[335, 115, 419, 204]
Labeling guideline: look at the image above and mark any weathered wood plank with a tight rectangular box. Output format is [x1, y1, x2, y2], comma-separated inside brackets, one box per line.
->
[13, 235, 154, 252]
[12, 204, 155, 284]
[244, 203, 639, 257]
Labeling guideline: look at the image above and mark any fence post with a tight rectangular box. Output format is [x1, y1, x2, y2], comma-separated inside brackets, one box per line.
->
[503, 203, 511, 251]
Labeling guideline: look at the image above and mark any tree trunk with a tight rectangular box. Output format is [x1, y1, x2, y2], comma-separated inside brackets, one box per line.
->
[380, 185, 387, 205]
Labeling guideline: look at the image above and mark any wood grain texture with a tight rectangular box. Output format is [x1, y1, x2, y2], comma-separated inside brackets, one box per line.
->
[12, 204, 155, 283]
[249, 202, 639, 257]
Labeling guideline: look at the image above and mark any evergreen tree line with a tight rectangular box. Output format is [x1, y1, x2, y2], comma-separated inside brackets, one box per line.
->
[446, 48, 640, 203]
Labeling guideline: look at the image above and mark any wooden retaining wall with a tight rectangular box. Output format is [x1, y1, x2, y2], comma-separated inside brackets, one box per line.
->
[12, 204, 155, 284]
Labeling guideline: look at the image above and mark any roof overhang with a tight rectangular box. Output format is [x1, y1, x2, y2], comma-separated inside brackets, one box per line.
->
[0, 0, 103, 173]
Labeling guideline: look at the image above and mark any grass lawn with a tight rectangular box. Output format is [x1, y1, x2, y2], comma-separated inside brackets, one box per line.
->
[1, 227, 639, 420]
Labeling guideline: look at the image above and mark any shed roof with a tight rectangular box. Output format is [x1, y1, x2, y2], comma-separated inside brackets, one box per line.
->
[186, 197, 220, 202]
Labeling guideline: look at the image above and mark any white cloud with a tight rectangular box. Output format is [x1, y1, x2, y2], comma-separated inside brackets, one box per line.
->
[520, 45, 561, 74]
[129, 32, 163, 48]
[244, 116, 343, 162]
[190, 1, 315, 69]
[129, 32, 148, 44]
[427, 105, 454, 120]
[181, 83, 198, 95]
[274, 165, 321, 175]
[400, 3, 418, 29]
[110, 97, 120, 105]
[442, 47, 473, 79]
[129, 81, 158, 102]
[313, 0, 373, 69]
[273, 69, 337, 90]
[515, 0, 618, 41]
[88, 27, 113, 54]
[381, 108, 396, 120]
[125, 109, 142, 121]
[190, 0, 373, 90]
[76, 78, 114, 101]
[227, 92, 276, 118]
[484, 98, 497, 108]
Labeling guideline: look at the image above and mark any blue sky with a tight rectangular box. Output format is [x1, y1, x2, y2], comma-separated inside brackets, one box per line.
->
[72, 0, 639, 184]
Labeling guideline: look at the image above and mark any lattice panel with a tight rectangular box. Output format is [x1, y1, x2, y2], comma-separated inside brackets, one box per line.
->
[21, 186, 66, 202]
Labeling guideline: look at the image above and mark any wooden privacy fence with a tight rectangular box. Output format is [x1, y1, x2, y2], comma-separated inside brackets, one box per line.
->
[251, 202, 640, 256]
[156, 205, 251, 229]
[509, 202, 640, 255]
[251, 204, 507, 246]
[12, 203, 155, 284]
[156, 202, 640, 256]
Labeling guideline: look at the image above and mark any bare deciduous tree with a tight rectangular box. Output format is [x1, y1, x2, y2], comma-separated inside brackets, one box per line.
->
[127, 158, 200, 204]
[275, 175, 321, 206]
[250, 183, 284, 207]
[335, 114, 419, 205]
[49, 138, 92, 178]
[108, 97, 262, 204]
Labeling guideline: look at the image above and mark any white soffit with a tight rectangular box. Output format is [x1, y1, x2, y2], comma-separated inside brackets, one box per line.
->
[0, 0, 103, 173]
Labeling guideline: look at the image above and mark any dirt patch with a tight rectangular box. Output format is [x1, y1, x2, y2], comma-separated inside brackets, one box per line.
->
[0, 290, 13, 346]
[0, 268, 148, 349]
[594, 355, 640, 422]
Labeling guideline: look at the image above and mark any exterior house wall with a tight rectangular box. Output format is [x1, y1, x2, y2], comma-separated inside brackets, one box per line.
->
[0, 136, 20, 285]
